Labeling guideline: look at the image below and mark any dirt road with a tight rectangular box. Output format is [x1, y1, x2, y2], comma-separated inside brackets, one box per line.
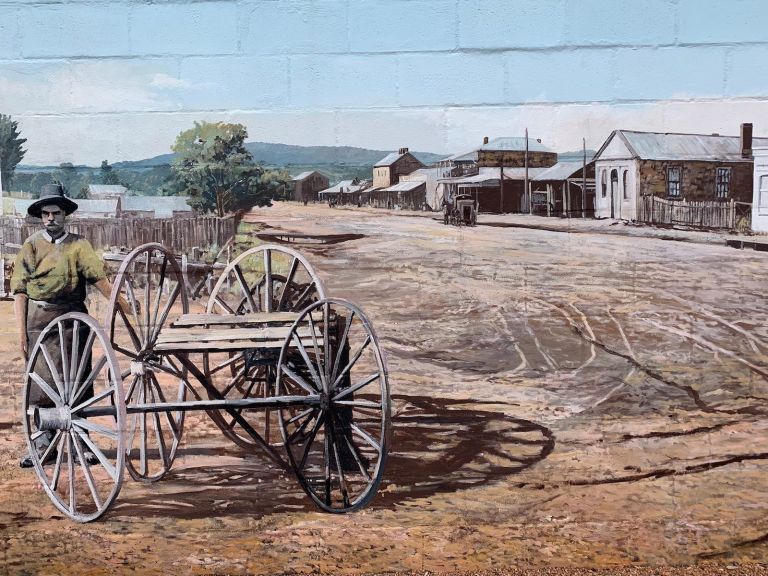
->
[2, 203, 768, 575]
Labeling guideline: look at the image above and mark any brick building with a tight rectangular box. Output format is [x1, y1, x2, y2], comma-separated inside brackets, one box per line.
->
[372, 148, 425, 189]
[593, 126, 768, 220]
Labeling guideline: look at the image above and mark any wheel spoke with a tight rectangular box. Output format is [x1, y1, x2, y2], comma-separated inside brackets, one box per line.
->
[209, 352, 243, 375]
[149, 254, 168, 342]
[330, 422, 350, 508]
[148, 372, 181, 442]
[291, 334, 324, 392]
[58, 322, 70, 401]
[323, 422, 332, 506]
[71, 431, 103, 510]
[280, 363, 319, 395]
[69, 319, 81, 386]
[146, 377, 170, 469]
[213, 295, 235, 314]
[233, 264, 258, 313]
[350, 423, 381, 454]
[335, 400, 382, 409]
[39, 344, 65, 402]
[38, 430, 62, 466]
[71, 386, 115, 414]
[123, 278, 143, 345]
[263, 248, 273, 313]
[139, 377, 147, 476]
[72, 428, 118, 482]
[29, 371, 63, 406]
[331, 313, 354, 385]
[286, 408, 319, 444]
[333, 373, 380, 401]
[332, 335, 371, 390]
[298, 414, 324, 472]
[50, 433, 66, 490]
[221, 363, 248, 396]
[74, 330, 97, 386]
[148, 282, 180, 345]
[292, 281, 316, 310]
[323, 303, 330, 390]
[341, 426, 371, 482]
[144, 251, 151, 343]
[70, 355, 108, 409]
[71, 418, 119, 441]
[277, 257, 299, 310]
[67, 434, 75, 514]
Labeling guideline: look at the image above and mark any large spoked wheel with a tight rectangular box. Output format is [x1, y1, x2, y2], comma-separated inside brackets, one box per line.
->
[22, 312, 125, 523]
[204, 245, 327, 451]
[277, 298, 390, 513]
[108, 243, 189, 482]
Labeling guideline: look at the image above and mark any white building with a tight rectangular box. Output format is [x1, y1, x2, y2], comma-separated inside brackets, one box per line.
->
[753, 147, 768, 233]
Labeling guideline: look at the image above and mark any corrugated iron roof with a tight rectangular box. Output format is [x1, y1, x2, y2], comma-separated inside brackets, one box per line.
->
[480, 137, 553, 153]
[601, 130, 768, 162]
[379, 181, 426, 193]
[76, 199, 120, 213]
[374, 152, 406, 167]
[123, 196, 191, 212]
[532, 162, 585, 181]
[292, 170, 326, 181]
[88, 184, 128, 196]
[445, 167, 550, 185]
[318, 180, 367, 195]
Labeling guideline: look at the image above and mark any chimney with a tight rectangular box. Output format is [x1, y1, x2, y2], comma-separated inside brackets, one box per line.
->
[398, 147, 409, 155]
[483, 136, 489, 145]
[741, 123, 753, 158]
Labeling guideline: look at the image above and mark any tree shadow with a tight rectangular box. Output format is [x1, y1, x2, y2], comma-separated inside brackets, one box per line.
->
[110, 394, 554, 520]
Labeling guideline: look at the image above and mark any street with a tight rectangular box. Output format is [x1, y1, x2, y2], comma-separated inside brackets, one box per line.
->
[1, 202, 768, 574]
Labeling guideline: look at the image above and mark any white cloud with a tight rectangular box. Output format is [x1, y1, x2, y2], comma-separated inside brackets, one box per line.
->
[149, 73, 191, 90]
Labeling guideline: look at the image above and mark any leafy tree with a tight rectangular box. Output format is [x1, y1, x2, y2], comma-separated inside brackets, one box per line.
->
[100, 160, 120, 185]
[0, 114, 27, 191]
[53, 163, 90, 199]
[170, 121, 285, 216]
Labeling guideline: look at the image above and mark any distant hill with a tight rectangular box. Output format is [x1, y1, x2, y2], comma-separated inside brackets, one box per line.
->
[111, 142, 446, 170]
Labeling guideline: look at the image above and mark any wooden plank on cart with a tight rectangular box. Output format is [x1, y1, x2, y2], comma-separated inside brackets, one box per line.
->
[171, 312, 301, 327]
[154, 337, 324, 352]
[156, 326, 318, 343]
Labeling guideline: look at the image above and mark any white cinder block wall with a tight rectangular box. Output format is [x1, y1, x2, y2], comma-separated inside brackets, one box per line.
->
[0, 0, 767, 164]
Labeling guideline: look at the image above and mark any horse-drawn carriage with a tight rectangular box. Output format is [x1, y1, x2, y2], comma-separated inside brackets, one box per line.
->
[443, 194, 478, 227]
[22, 243, 390, 522]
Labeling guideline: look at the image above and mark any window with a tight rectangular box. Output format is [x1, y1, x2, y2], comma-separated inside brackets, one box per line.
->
[601, 170, 607, 198]
[667, 166, 681, 197]
[715, 167, 731, 199]
[760, 175, 768, 209]
[622, 170, 629, 200]
[610, 169, 618, 199]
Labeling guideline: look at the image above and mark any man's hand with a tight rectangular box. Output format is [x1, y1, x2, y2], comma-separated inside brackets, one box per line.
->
[14, 293, 28, 361]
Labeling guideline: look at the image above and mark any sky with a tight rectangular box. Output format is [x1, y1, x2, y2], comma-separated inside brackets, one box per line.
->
[1, 0, 767, 166]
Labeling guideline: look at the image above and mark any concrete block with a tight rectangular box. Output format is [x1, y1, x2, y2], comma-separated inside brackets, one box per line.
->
[458, 0, 566, 49]
[614, 47, 727, 100]
[242, 0, 348, 55]
[178, 56, 288, 109]
[398, 52, 505, 106]
[0, 7, 19, 59]
[66, 58, 181, 113]
[563, 0, 676, 46]
[19, 3, 130, 57]
[507, 49, 615, 104]
[0, 60, 71, 115]
[289, 54, 398, 108]
[349, 0, 456, 53]
[678, 0, 768, 44]
[130, 2, 238, 56]
[726, 45, 768, 97]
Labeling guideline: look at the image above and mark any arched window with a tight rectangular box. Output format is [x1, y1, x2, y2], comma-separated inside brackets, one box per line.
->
[601, 170, 607, 198]
[622, 170, 629, 200]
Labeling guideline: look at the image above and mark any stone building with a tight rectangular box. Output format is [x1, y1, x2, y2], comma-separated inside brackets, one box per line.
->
[372, 148, 425, 189]
[592, 125, 768, 220]
[290, 170, 329, 203]
[477, 136, 558, 169]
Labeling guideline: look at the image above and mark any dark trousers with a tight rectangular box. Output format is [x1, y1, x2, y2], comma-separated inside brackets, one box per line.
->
[27, 300, 91, 409]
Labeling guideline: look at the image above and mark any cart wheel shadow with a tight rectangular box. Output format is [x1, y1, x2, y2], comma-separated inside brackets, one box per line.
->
[111, 394, 554, 520]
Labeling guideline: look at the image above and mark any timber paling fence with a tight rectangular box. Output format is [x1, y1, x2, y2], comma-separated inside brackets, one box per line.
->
[0, 213, 240, 254]
[637, 195, 752, 231]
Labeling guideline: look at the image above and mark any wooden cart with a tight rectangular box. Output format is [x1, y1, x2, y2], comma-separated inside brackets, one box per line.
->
[22, 243, 390, 522]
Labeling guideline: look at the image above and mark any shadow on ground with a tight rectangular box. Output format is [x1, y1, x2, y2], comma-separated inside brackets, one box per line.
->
[109, 394, 554, 520]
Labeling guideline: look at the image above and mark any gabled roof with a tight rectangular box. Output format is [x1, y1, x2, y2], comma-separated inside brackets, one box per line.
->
[292, 170, 327, 181]
[75, 199, 120, 213]
[480, 137, 554, 153]
[374, 150, 426, 168]
[318, 180, 367, 195]
[594, 130, 768, 162]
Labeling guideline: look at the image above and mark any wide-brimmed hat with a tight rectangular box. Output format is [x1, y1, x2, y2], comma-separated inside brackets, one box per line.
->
[27, 183, 79, 218]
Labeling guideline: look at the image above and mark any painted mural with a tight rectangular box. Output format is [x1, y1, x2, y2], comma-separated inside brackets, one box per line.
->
[1, 1, 768, 574]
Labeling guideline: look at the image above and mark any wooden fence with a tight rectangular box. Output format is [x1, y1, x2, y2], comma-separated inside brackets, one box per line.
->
[637, 196, 752, 231]
[0, 213, 240, 254]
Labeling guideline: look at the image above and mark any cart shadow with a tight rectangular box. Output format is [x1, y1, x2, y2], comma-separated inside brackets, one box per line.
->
[111, 394, 554, 520]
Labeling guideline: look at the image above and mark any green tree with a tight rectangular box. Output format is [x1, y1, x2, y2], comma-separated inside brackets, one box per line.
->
[0, 114, 27, 191]
[100, 160, 119, 185]
[170, 121, 280, 216]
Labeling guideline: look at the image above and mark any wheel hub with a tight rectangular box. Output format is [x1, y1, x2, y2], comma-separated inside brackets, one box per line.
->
[33, 405, 72, 431]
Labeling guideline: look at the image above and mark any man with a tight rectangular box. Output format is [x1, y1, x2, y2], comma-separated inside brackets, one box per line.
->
[12, 183, 120, 468]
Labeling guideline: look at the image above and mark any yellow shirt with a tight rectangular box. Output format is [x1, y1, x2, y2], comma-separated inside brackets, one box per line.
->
[11, 230, 106, 303]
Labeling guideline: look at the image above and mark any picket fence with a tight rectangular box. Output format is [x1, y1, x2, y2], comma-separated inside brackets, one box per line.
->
[637, 196, 752, 231]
